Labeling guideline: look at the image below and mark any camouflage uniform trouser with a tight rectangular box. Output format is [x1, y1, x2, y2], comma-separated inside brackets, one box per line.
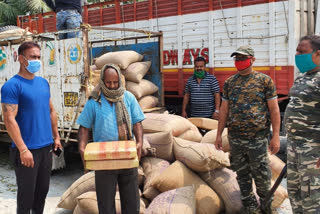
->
[287, 135, 320, 214]
[229, 135, 272, 214]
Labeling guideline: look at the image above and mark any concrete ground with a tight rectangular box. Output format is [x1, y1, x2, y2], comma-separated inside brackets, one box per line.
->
[0, 143, 292, 214]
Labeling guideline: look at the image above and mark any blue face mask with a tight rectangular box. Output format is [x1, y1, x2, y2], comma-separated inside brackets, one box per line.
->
[23, 56, 41, 73]
[295, 51, 318, 73]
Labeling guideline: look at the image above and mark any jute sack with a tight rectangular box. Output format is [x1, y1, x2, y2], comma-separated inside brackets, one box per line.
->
[138, 165, 145, 187]
[76, 191, 146, 214]
[151, 161, 224, 214]
[95, 50, 143, 70]
[177, 126, 202, 142]
[271, 180, 288, 208]
[252, 180, 288, 209]
[141, 197, 150, 209]
[123, 61, 151, 83]
[89, 70, 101, 87]
[0, 28, 33, 45]
[142, 136, 156, 158]
[141, 157, 170, 201]
[73, 204, 83, 214]
[268, 153, 285, 181]
[201, 128, 230, 152]
[126, 80, 158, 99]
[187, 118, 219, 130]
[199, 167, 243, 214]
[145, 186, 196, 214]
[58, 171, 95, 210]
[90, 64, 97, 71]
[138, 95, 159, 110]
[173, 138, 230, 172]
[142, 113, 195, 137]
[144, 132, 175, 162]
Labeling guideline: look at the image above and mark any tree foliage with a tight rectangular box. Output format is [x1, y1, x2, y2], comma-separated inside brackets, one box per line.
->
[0, 0, 50, 27]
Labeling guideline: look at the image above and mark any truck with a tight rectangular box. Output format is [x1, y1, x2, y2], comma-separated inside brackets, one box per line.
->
[17, 0, 320, 113]
[0, 26, 164, 169]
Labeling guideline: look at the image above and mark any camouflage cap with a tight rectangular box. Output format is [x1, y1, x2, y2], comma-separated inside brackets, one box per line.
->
[230, 45, 255, 57]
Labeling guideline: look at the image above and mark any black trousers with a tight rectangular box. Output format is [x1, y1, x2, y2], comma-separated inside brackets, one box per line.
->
[10, 145, 52, 214]
[95, 168, 140, 214]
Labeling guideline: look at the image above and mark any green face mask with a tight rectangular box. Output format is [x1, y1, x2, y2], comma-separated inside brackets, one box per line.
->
[194, 70, 206, 79]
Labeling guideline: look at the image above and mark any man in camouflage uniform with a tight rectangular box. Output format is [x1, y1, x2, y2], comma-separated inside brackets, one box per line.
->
[215, 46, 280, 214]
[284, 35, 320, 213]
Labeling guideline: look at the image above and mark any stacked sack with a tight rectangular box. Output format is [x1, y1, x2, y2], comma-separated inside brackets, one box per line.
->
[89, 50, 159, 111]
[140, 113, 231, 213]
[57, 113, 288, 214]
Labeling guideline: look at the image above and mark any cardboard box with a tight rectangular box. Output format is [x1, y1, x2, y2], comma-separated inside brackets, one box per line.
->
[85, 156, 139, 170]
[84, 141, 137, 161]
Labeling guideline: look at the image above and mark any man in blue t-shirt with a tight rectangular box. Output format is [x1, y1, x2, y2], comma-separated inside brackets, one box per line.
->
[1, 41, 62, 214]
[77, 64, 145, 214]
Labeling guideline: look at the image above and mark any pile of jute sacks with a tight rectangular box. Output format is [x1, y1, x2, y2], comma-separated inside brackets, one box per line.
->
[57, 113, 288, 214]
[88, 50, 159, 110]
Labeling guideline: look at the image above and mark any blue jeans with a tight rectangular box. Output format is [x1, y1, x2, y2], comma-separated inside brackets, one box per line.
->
[56, 10, 81, 39]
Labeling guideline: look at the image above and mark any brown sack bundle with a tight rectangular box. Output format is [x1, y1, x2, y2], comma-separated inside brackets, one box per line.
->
[177, 125, 202, 142]
[123, 61, 151, 83]
[95, 50, 143, 70]
[141, 157, 170, 201]
[145, 186, 196, 214]
[173, 138, 230, 172]
[144, 132, 175, 162]
[187, 118, 219, 130]
[58, 171, 95, 210]
[142, 113, 195, 137]
[126, 80, 158, 99]
[138, 95, 159, 110]
[151, 161, 224, 214]
[268, 153, 285, 181]
[76, 191, 146, 214]
[201, 128, 230, 152]
[199, 167, 244, 214]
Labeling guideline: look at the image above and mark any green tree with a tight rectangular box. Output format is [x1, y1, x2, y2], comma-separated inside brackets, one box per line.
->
[0, 0, 50, 27]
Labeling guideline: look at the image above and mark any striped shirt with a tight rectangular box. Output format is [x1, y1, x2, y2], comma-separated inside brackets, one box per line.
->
[185, 73, 220, 118]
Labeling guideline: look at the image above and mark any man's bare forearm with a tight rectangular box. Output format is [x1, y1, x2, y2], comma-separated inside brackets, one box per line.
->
[133, 122, 143, 144]
[78, 126, 89, 163]
[182, 93, 190, 112]
[217, 101, 229, 136]
[5, 118, 26, 150]
[267, 99, 281, 137]
[270, 107, 281, 137]
[214, 93, 221, 111]
[50, 107, 60, 140]
[2, 103, 26, 151]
